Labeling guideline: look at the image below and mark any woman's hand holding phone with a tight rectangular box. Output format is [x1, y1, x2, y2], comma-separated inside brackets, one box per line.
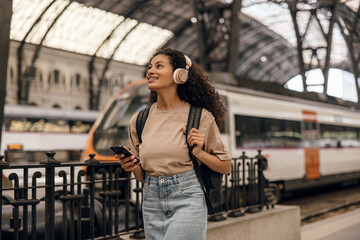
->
[111, 146, 140, 172]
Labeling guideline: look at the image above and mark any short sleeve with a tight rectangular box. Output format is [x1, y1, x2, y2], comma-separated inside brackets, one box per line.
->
[128, 112, 140, 160]
[201, 111, 231, 161]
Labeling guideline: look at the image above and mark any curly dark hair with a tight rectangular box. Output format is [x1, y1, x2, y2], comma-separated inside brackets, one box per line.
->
[149, 48, 226, 127]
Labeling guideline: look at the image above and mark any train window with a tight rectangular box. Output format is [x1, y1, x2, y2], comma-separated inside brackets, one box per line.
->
[320, 124, 360, 148]
[69, 120, 92, 133]
[234, 115, 302, 149]
[93, 94, 148, 155]
[43, 119, 70, 133]
[4, 117, 27, 131]
[4, 117, 93, 134]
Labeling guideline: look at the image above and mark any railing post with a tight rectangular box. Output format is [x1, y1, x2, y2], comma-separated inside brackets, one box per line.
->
[85, 153, 99, 239]
[0, 155, 9, 240]
[40, 151, 60, 240]
[256, 150, 266, 210]
[228, 153, 246, 217]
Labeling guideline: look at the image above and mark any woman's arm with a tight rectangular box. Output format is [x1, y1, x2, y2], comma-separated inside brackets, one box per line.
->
[184, 127, 231, 174]
[194, 150, 231, 174]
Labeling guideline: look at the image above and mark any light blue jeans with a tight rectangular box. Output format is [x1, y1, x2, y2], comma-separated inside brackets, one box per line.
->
[142, 170, 207, 240]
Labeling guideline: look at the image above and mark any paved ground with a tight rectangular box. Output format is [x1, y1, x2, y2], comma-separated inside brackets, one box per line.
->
[301, 208, 360, 240]
[280, 184, 360, 222]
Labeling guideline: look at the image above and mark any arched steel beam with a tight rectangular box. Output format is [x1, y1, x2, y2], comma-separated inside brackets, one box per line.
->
[88, 18, 126, 109]
[30, 2, 72, 67]
[89, 0, 150, 69]
[193, 0, 242, 73]
[17, 0, 56, 104]
[352, 3, 360, 67]
[287, 0, 307, 92]
[20, 1, 72, 104]
[228, 0, 242, 74]
[92, 23, 140, 110]
[88, 0, 150, 110]
[336, 3, 360, 103]
[322, 0, 338, 95]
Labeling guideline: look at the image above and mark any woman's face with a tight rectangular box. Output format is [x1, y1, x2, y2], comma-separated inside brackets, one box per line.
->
[146, 54, 175, 91]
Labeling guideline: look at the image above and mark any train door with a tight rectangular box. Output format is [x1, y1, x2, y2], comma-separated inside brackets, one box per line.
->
[302, 110, 320, 179]
[219, 93, 231, 155]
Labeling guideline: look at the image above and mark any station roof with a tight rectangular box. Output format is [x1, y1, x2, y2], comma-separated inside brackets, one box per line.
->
[10, 0, 360, 91]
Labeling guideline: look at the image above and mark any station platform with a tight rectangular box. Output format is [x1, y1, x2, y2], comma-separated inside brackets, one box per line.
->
[301, 208, 360, 240]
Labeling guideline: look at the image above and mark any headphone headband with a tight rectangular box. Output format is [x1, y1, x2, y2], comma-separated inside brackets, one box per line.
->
[173, 54, 192, 84]
[184, 55, 192, 70]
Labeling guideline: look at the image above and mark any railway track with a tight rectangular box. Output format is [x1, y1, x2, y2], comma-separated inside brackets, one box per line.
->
[279, 183, 360, 225]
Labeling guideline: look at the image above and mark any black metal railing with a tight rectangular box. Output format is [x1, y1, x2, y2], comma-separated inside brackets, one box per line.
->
[0, 153, 144, 240]
[209, 150, 279, 221]
[0, 150, 278, 239]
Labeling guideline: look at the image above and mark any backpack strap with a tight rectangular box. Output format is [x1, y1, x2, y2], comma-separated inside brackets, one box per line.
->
[186, 106, 215, 214]
[136, 106, 151, 144]
[185, 105, 202, 154]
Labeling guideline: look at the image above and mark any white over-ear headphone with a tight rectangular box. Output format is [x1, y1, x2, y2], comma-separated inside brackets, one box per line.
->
[173, 55, 192, 84]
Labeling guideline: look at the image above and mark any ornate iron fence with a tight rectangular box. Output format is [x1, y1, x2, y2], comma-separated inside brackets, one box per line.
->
[0, 150, 278, 239]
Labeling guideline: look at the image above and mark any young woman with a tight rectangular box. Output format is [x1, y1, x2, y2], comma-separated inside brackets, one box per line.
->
[116, 49, 231, 240]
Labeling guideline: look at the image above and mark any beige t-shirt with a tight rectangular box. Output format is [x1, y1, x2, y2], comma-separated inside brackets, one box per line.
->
[128, 101, 231, 176]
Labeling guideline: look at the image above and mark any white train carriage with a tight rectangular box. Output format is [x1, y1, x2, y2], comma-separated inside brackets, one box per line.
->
[222, 84, 360, 191]
[1, 104, 99, 162]
[82, 79, 360, 193]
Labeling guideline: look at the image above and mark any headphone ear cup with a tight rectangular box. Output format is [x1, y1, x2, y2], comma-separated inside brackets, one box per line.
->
[173, 68, 188, 84]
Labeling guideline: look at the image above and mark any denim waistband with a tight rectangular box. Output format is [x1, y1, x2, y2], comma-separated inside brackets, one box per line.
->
[145, 170, 198, 186]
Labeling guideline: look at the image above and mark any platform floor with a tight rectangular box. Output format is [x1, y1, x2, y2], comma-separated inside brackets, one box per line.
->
[301, 208, 360, 240]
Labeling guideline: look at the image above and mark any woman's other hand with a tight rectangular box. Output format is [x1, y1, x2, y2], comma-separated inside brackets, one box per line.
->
[182, 126, 205, 159]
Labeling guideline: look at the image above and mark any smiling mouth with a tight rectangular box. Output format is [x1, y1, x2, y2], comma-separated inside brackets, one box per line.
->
[147, 77, 157, 82]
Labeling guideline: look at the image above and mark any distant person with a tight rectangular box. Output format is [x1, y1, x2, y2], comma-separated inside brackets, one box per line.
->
[116, 48, 231, 240]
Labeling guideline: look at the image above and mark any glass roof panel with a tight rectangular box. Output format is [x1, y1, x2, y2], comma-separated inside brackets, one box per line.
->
[10, 0, 53, 41]
[340, 0, 360, 12]
[26, 0, 70, 44]
[113, 23, 173, 65]
[306, 68, 324, 85]
[44, 1, 123, 55]
[242, 1, 296, 45]
[96, 18, 139, 59]
[302, 18, 327, 49]
[330, 23, 348, 65]
[11, 0, 173, 65]
[242, 0, 349, 66]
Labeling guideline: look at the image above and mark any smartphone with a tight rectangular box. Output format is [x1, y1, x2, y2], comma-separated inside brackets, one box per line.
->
[110, 145, 140, 163]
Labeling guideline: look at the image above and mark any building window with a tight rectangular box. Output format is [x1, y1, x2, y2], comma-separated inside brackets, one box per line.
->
[54, 70, 60, 84]
[75, 73, 81, 87]
[48, 69, 62, 85]
[10, 67, 15, 82]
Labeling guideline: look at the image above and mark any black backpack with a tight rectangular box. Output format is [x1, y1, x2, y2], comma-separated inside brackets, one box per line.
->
[136, 105, 223, 215]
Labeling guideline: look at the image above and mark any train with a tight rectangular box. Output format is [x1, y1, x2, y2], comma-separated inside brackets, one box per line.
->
[81, 78, 360, 194]
[1, 104, 99, 163]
